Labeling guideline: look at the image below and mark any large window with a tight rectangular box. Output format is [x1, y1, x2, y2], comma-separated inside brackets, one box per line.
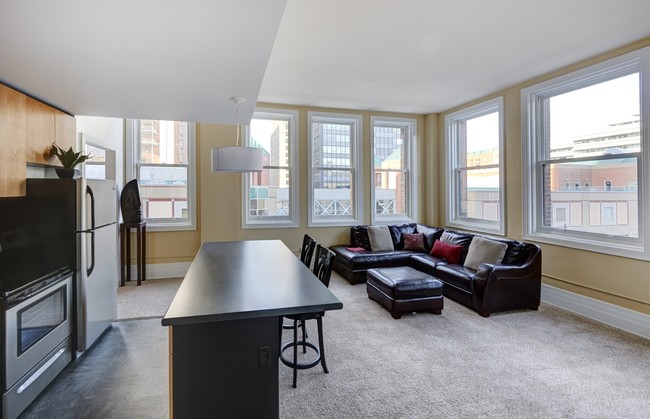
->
[522, 46, 650, 259]
[371, 116, 417, 224]
[445, 97, 505, 234]
[243, 108, 299, 228]
[126, 119, 196, 230]
[308, 112, 363, 226]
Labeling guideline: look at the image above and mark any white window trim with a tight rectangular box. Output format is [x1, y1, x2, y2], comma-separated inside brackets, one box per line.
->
[308, 111, 363, 227]
[521, 46, 650, 260]
[125, 119, 197, 232]
[445, 96, 506, 235]
[242, 108, 299, 229]
[370, 116, 418, 225]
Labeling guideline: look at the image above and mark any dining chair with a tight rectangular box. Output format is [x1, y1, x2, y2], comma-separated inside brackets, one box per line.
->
[280, 244, 336, 388]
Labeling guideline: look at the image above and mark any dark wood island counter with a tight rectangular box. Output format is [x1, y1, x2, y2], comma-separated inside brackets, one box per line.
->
[162, 240, 342, 418]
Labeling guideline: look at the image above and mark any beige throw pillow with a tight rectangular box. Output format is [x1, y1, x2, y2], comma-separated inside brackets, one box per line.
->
[463, 236, 508, 271]
[368, 225, 394, 252]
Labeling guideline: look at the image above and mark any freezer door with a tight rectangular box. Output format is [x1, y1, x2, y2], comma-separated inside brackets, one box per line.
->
[78, 224, 117, 351]
[83, 179, 118, 229]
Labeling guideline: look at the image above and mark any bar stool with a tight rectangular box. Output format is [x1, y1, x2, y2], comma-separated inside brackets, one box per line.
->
[280, 245, 336, 388]
[120, 221, 146, 286]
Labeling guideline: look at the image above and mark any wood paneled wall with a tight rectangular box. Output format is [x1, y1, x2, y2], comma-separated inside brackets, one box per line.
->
[0, 83, 76, 196]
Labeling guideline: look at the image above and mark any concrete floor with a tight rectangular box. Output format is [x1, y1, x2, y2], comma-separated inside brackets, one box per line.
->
[20, 319, 168, 419]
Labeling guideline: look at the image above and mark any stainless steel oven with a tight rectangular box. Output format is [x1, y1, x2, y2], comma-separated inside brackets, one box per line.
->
[3, 270, 73, 419]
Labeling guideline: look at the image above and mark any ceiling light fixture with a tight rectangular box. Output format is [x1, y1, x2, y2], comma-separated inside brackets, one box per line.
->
[211, 96, 263, 172]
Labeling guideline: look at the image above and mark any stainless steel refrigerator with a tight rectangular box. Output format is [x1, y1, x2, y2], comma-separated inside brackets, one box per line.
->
[26, 178, 118, 353]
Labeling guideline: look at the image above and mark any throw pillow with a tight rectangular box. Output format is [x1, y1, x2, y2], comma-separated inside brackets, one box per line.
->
[430, 240, 464, 264]
[403, 233, 426, 252]
[463, 236, 508, 271]
[368, 225, 394, 252]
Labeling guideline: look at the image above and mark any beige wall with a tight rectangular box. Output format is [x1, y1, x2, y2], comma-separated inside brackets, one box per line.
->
[199, 103, 426, 254]
[435, 37, 650, 316]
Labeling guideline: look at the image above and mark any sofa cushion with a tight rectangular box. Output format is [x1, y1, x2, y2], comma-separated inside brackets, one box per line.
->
[351, 225, 371, 250]
[434, 263, 476, 293]
[416, 224, 445, 252]
[388, 223, 417, 250]
[330, 246, 413, 270]
[408, 253, 445, 275]
[403, 233, 426, 252]
[368, 225, 394, 251]
[430, 240, 464, 264]
[463, 236, 508, 271]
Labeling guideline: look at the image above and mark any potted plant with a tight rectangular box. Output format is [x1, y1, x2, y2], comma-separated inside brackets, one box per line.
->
[49, 143, 91, 178]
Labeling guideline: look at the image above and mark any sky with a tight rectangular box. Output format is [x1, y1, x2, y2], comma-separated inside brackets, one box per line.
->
[549, 73, 639, 146]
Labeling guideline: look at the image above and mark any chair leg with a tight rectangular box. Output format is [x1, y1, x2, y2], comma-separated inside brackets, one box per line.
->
[292, 319, 298, 388]
[317, 316, 328, 374]
[301, 321, 307, 353]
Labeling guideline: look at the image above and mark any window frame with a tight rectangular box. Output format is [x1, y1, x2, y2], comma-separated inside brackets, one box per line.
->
[445, 96, 506, 235]
[308, 111, 363, 227]
[125, 119, 197, 231]
[242, 108, 299, 229]
[521, 46, 650, 260]
[370, 116, 418, 225]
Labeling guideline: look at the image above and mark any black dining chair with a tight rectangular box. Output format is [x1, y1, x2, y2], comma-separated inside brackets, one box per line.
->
[299, 234, 317, 268]
[280, 244, 336, 388]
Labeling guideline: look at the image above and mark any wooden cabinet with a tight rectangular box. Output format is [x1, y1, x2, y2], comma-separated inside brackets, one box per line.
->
[26, 97, 56, 164]
[0, 83, 76, 196]
[0, 84, 27, 196]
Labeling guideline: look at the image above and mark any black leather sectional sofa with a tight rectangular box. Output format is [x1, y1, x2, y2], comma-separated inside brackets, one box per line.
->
[330, 223, 542, 317]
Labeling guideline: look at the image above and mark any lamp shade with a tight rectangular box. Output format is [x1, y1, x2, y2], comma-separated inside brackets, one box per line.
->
[211, 146, 263, 172]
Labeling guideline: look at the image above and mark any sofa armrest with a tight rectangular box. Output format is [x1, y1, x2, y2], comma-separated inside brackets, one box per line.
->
[473, 243, 542, 316]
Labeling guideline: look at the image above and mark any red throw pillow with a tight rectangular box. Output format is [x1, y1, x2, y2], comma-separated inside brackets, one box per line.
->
[403, 233, 426, 251]
[430, 240, 464, 264]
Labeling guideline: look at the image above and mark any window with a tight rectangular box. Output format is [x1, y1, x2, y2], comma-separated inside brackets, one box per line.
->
[243, 108, 299, 228]
[445, 97, 505, 234]
[371, 116, 417, 224]
[522, 46, 650, 259]
[308, 112, 363, 226]
[126, 119, 196, 230]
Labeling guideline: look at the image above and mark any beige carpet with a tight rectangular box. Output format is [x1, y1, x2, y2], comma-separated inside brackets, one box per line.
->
[116, 277, 183, 320]
[278, 272, 650, 419]
[113, 272, 650, 418]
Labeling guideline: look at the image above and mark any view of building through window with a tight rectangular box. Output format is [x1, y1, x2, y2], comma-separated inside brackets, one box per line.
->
[311, 119, 356, 218]
[247, 118, 290, 218]
[543, 73, 640, 237]
[136, 120, 190, 221]
[458, 111, 501, 222]
[373, 124, 408, 218]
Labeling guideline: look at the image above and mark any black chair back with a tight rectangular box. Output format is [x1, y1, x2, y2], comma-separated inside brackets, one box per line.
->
[300, 234, 317, 268]
[312, 244, 335, 288]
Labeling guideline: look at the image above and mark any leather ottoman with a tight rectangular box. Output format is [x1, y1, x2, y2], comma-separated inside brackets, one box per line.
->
[367, 266, 443, 319]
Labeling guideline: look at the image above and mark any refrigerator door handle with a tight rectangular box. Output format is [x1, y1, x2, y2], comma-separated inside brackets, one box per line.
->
[87, 231, 95, 277]
[86, 185, 95, 230]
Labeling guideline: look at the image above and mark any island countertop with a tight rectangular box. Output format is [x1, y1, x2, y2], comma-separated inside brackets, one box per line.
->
[161, 240, 343, 327]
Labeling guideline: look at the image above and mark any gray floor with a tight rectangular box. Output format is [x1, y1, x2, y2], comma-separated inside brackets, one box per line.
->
[19, 319, 169, 419]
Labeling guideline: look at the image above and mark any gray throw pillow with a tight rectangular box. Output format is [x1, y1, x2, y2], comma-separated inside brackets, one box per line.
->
[463, 236, 508, 271]
[368, 225, 394, 252]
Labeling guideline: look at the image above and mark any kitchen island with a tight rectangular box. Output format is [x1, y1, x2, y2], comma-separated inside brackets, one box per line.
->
[162, 240, 342, 419]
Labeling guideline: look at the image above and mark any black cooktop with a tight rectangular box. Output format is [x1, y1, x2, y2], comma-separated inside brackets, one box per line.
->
[0, 263, 73, 299]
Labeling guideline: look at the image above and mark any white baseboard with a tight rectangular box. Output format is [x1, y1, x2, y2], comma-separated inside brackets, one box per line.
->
[129, 262, 191, 280]
[541, 284, 650, 340]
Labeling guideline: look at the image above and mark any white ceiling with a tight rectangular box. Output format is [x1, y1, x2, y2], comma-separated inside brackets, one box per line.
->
[2, 0, 650, 123]
[0, 0, 287, 124]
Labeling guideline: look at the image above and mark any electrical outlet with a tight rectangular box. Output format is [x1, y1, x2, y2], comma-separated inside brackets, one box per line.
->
[258, 346, 270, 368]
